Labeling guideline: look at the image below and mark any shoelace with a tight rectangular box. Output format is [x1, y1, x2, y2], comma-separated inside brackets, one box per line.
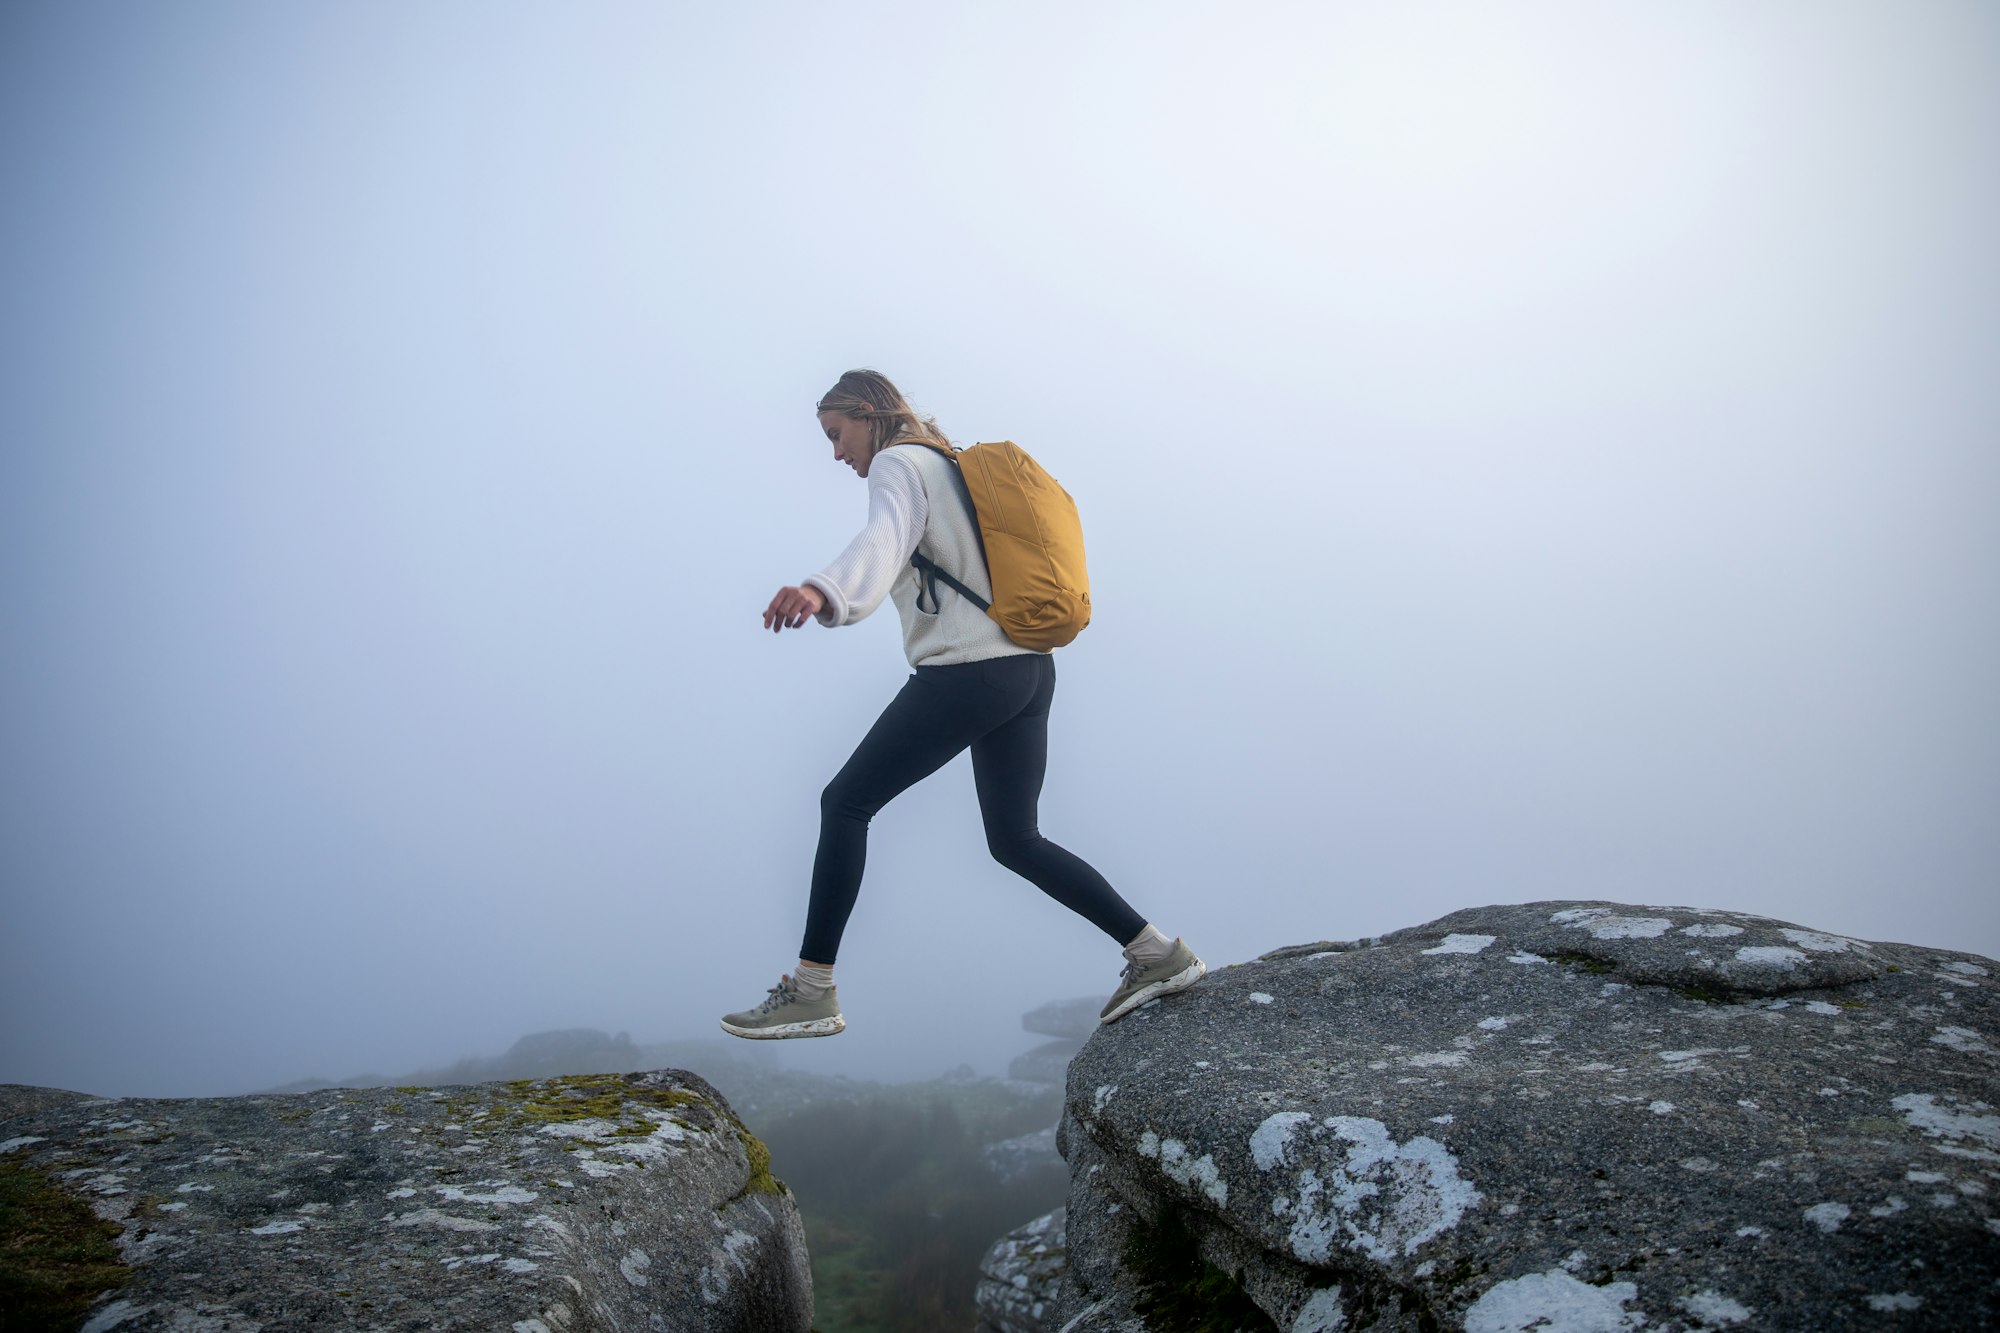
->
[754, 978, 797, 1015]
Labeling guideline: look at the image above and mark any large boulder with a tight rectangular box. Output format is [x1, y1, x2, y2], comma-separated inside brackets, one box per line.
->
[0, 1069, 813, 1332]
[1054, 900, 2000, 1331]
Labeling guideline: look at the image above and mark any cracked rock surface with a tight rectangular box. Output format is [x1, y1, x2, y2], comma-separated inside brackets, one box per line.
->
[1055, 900, 1999, 1331]
[0, 1069, 812, 1332]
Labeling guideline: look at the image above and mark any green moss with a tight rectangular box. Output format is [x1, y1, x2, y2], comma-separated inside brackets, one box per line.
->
[1123, 1204, 1276, 1332]
[1549, 952, 1615, 976]
[0, 1157, 131, 1333]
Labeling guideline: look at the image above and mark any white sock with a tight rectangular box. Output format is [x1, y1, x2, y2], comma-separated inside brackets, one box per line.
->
[1122, 924, 1174, 965]
[794, 960, 835, 998]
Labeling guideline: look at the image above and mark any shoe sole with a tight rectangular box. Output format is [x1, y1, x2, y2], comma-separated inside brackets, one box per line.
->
[1100, 958, 1206, 1025]
[718, 1015, 846, 1040]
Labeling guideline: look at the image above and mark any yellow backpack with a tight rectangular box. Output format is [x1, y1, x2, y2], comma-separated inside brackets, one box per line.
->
[900, 439, 1092, 651]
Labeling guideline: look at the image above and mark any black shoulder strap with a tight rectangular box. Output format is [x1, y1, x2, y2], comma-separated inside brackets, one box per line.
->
[904, 447, 990, 614]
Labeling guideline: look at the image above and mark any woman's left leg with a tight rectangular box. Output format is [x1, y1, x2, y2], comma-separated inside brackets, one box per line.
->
[970, 656, 1148, 944]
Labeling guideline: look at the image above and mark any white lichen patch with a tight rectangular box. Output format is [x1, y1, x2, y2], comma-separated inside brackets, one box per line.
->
[1804, 1002, 1843, 1016]
[248, 1219, 304, 1236]
[1406, 1051, 1470, 1069]
[0, 1136, 46, 1154]
[1250, 993, 1275, 1005]
[385, 1208, 500, 1233]
[1680, 924, 1744, 938]
[441, 1252, 501, 1269]
[536, 1118, 624, 1140]
[1093, 1085, 1117, 1113]
[1932, 1026, 1991, 1054]
[504, 1257, 540, 1274]
[1649, 1102, 1676, 1115]
[1507, 952, 1550, 965]
[1252, 1112, 1315, 1171]
[1941, 961, 1990, 977]
[1778, 928, 1866, 954]
[1735, 1226, 1765, 1238]
[176, 1183, 214, 1193]
[574, 1154, 633, 1179]
[1277, 1116, 1481, 1264]
[1865, 1293, 1923, 1312]
[1869, 1195, 1908, 1217]
[1292, 1285, 1346, 1332]
[1464, 1267, 1643, 1333]
[698, 1230, 759, 1305]
[1735, 947, 1807, 969]
[1552, 909, 1675, 940]
[436, 1183, 539, 1205]
[1423, 934, 1497, 955]
[619, 1247, 651, 1287]
[158, 1201, 188, 1212]
[1679, 1290, 1751, 1325]
[1158, 1138, 1229, 1206]
[1891, 1093, 2000, 1152]
[1479, 1017, 1510, 1031]
[1803, 1202, 1850, 1232]
[1660, 1048, 1721, 1065]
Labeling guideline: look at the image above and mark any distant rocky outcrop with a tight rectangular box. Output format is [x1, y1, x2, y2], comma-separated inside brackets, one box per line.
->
[0, 1069, 813, 1332]
[975, 1206, 1067, 1333]
[1054, 901, 2000, 1331]
[1010, 998, 1099, 1088]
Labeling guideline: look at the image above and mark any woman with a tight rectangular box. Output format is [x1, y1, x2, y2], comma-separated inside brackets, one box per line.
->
[721, 369, 1204, 1039]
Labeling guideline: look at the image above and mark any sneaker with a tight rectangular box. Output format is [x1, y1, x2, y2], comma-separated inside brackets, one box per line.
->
[1100, 939, 1206, 1024]
[720, 974, 846, 1040]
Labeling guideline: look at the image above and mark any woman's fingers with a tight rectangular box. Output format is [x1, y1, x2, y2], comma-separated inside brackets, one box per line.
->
[764, 586, 816, 632]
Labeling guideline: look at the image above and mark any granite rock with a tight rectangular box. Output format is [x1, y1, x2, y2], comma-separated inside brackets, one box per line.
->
[1054, 900, 2000, 1331]
[974, 1206, 1067, 1333]
[0, 1069, 813, 1332]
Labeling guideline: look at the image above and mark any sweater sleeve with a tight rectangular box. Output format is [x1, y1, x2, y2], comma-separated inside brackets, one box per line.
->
[803, 449, 929, 627]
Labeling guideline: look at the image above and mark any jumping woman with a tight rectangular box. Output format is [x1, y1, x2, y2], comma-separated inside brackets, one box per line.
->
[720, 369, 1205, 1040]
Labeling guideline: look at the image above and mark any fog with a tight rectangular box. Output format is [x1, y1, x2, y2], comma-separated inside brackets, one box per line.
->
[3, 1, 1995, 1100]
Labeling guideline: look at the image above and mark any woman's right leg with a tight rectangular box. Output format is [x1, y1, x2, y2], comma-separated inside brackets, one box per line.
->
[970, 656, 1148, 945]
[799, 667, 1017, 964]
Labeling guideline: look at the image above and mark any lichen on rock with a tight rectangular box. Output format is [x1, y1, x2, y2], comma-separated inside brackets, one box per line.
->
[0, 1068, 813, 1331]
[1052, 900, 2000, 1331]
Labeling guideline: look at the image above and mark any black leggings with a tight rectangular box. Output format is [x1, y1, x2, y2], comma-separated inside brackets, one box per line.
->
[799, 653, 1146, 964]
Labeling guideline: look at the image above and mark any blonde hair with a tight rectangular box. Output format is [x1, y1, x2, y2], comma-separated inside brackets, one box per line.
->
[815, 369, 952, 454]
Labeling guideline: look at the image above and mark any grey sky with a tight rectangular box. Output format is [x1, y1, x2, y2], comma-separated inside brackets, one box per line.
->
[3, 1, 1995, 1099]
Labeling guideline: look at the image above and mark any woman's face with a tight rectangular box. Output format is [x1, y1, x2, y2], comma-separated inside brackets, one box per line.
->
[819, 409, 876, 477]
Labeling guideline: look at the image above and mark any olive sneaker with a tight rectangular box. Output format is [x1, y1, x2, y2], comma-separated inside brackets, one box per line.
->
[720, 974, 846, 1040]
[1100, 939, 1206, 1024]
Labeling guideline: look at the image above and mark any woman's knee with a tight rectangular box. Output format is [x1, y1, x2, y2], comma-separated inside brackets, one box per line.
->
[986, 827, 1040, 872]
[821, 777, 875, 824]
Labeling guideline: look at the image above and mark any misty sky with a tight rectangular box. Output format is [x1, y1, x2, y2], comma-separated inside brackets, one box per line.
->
[3, 2, 1995, 1099]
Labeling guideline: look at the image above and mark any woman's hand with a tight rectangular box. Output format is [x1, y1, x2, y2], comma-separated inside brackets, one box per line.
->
[763, 584, 826, 633]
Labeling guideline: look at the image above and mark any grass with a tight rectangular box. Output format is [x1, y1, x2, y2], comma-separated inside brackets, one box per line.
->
[0, 1158, 130, 1333]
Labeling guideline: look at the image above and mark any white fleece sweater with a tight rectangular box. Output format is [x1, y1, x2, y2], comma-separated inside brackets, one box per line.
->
[803, 444, 1041, 668]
